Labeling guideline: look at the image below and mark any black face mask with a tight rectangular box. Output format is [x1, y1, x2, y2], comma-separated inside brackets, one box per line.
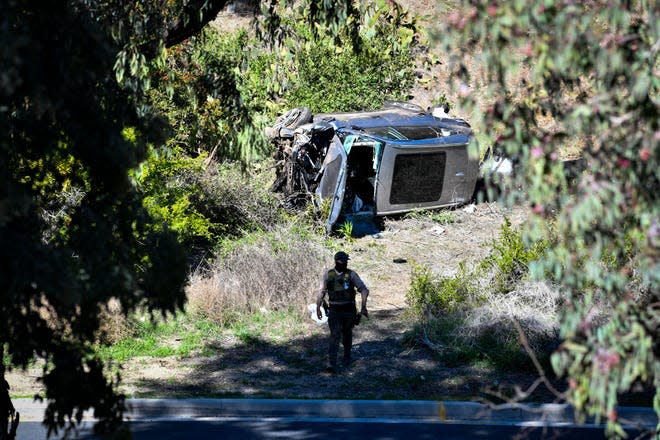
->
[334, 261, 347, 272]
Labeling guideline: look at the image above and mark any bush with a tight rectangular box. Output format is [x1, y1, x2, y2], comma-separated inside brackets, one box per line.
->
[186, 223, 327, 326]
[479, 218, 549, 294]
[135, 149, 284, 260]
[264, 0, 420, 113]
[148, 29, 269, 161]
[196, 160, 284, 236]
[285, 39, 415, 112]
[405, 281, 561, 372]
[95, 299, 138, 346]
[406, 262, 476, 317]
[404, 218, 558, 372]
[136, 150, 214, 248]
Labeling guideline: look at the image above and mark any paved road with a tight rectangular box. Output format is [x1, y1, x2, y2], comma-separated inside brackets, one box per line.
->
[16, 418, 650, 439]
[13, 398, 658, 440]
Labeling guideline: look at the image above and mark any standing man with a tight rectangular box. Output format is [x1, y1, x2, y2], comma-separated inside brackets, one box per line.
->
[316, 251, 369, 372]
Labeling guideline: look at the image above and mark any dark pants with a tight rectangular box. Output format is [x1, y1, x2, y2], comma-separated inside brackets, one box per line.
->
[327, 307, 356, 367]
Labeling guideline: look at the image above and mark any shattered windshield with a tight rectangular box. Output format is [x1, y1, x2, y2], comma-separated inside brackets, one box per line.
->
[360, 125, 443, 140]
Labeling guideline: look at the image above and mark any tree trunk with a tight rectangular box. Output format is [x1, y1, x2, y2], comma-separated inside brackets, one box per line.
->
[164, 0, 229, 48]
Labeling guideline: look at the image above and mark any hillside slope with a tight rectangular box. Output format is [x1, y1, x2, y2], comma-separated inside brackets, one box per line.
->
[9, 203, 561, 403]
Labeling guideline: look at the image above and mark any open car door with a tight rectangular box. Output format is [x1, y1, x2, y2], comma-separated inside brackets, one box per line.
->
[315, 135, 348, 233]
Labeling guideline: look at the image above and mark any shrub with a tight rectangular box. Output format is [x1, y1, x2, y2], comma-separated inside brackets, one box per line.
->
[196, 160, 284, 236]
[264, 0, 420, 113]
[136, 150, 214, 249]
[404, 217, 559, 372]
[284, 39, 415, 112]
[464, 281, 561, 363]
[479, 218, 549, 294]
[134, 149, 284, 260]
[186, 223, 327, 326]
[406, 262, 476, 317]
[405, 281, 561, 372]
[95, 299, 138, 346]
[148, 29, 269, 161]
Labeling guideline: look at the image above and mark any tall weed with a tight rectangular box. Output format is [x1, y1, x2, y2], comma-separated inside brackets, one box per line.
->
[405, 218, 558, 372]
[404, 281, 561, 372]
[187, 223, 327, 326]
[406, 262, 476, 317]
[479, 218, 549, 294]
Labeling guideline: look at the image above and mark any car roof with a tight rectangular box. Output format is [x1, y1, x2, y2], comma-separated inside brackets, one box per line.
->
[309, 108, 471, 144]
[313, 108, 426, 125]
[314, 108, 469, 129]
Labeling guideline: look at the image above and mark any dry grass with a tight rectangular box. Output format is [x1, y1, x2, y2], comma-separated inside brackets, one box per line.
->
[211, 1, 259, 34]
[186, 224, 327, 326]
[96, 299, 135, 345]
[463, 281, 561, 354]
[200, 161, 283, 233]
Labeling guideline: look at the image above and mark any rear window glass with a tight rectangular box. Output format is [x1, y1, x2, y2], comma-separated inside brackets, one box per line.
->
[390, 152, 446, 204]
[362, 126, 441, 140]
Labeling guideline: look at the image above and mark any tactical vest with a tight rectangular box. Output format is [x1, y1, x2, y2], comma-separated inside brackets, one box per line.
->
[326, 269, 356, 305]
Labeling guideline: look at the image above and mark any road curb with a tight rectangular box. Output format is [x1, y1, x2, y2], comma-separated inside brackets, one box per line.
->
[12, 398, 658, 428]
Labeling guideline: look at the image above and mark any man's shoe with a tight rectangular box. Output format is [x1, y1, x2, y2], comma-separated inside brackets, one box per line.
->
[325, 364, 337, 373]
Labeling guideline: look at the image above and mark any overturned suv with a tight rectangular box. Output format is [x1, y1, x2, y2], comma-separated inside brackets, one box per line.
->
[266, 102, 483, 233]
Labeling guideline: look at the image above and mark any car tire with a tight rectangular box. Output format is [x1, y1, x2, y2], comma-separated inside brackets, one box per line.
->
[277, 107, 312, 130]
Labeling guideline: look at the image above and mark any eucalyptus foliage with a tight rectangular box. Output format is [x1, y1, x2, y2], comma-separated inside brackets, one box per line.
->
[437, 1, 659, 436]
[261, 0, 419, 112]
[148, 29, 270, 160]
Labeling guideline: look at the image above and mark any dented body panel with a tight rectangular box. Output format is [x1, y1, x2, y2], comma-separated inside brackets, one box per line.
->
[267, 104, 480, 232]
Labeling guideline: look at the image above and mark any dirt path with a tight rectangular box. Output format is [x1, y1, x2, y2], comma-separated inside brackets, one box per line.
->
[115, 307, 539, 401]
[354, 203, 527, 311]
[112, 203, 549, 402]
[8, 203, 558, 403]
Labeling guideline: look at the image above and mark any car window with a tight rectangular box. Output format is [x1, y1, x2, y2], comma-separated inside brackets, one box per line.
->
[361, 125, 441, 140]
[390, 152, 447, 204]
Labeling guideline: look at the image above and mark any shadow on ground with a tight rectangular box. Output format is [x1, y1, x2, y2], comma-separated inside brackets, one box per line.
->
[131, 308, 565, 403]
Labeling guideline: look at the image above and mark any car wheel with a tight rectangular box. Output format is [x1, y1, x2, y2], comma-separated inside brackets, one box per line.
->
[277, 107, 312, 130]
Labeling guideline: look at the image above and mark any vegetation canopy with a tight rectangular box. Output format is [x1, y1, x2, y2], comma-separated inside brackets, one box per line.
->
[437, 0, 659, 436]
[0, 0, 237, 436]
[3, 0, 658, 438]
[1, 0, 415, 436]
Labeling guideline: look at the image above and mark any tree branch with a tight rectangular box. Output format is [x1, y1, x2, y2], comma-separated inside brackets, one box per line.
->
[164, 0, 229, 48]
[512, 319, 565, 398]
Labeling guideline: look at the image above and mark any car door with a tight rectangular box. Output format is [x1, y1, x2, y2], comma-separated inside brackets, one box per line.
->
[315, 135, 349, 233]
